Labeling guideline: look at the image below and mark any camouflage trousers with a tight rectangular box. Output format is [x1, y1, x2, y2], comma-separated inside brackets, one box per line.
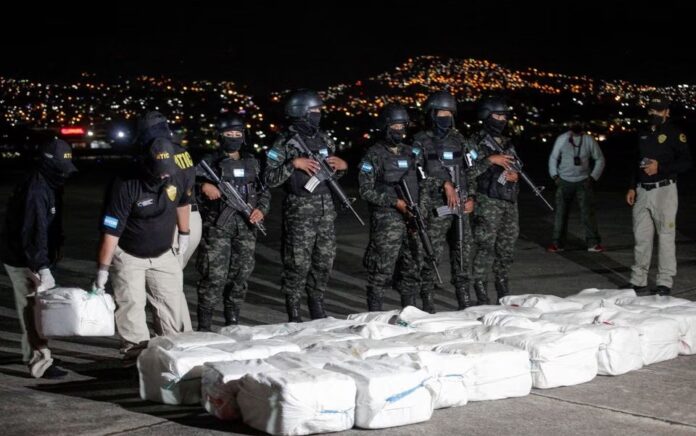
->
[364, 209, 422, 299]
[422, 211, 473, 294]
[472, 195, 519, 281]
[196, 214, 257, 312]
[281, 194, 337, 302]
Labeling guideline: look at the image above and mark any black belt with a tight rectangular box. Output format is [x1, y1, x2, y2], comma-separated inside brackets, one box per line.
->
[191, 204, 199, 212]
[639, 179, 675, 191]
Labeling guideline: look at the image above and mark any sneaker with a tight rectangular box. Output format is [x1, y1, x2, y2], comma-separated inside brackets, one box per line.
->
[546, 243, 564, 253]
[42, 364, 68, 379]
[587, 244, 605, 253]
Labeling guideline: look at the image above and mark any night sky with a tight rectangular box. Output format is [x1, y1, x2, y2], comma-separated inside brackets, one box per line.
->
[2, 1, 695, 92]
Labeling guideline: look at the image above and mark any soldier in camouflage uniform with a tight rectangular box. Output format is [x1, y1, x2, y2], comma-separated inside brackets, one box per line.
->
[263, 90, 348, 322]
[195, 114, 270, 330]
[359, 104, 426, 311]
[415, 91, 477, 311]
[465, 96, 520, 304]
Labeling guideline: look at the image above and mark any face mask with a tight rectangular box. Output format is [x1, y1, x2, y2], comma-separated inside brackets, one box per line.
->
[308, 112, 322, 128]
[648, 114, 665, 126]
[386, 127, 405, 144]
[221, 135, 244, 152]
[484, 117, 508, 136]
[434, 115, 453, 136]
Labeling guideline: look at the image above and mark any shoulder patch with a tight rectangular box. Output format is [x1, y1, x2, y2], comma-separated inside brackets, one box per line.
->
[412, 147, 422, 156]
[658, 134, 667, 144]
[680, 133, 687, 143]
[103, 215, 119, 229]
[267, 148, 281, 161]
[360, 161, 373, 173]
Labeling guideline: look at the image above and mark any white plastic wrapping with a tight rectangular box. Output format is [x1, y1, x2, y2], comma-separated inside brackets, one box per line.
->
[138, 339, 300, 405]
[597, 311, 681, 365]
[433, 342, 532, 401]
[398, 331, 478, 351]
[396, 306, 482, 332]
[447, 325, 535, 343]
[347, 310, 399, 324]
[563, 324, 643, 376]
[35, 287, 115, 337]
[218, 323, 303, 341]
[282, 329, 362, 349]
[334, 322, 415, 340]
[480, 313, 564, 332]
[148, 331, 236, 350]
[655, 305, 696, 355]
[237, 368, 357, 436]
[500, 294, 585, 312]
[615, 295, 691, 309]
[201, 357, 307, 421]
[565, 288, 637, 306]
[497, 330, 601, 388]
[313, 339, 417, 359]
[324, 359, 433, 429]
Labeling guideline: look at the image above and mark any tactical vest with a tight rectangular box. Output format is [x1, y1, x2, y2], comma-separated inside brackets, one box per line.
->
[422, 134, 464, 178]
[373, 144, 420, 204]
[219, 157, 258, 207]
[287, 134, 332, 196]
[475, 133, 519, 203]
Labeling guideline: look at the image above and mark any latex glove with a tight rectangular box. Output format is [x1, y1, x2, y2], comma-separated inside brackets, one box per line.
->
[36, 268, 56, 293]
[177, 233, 190, 257]
[92, 269, 109, 293]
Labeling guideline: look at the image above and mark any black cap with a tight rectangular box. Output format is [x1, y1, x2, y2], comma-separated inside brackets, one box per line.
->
[145, 137, 178, 178]
[216, 114, 245, 133]
[424, 91, 458, 114]
[646, 93, 670, 111]
[41, 139, 78, 174]
[477, 96, 511, 120]
[379, 103, 410, 129]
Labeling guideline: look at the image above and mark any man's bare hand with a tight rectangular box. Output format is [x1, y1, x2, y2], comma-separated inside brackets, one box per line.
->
[202, 182, 221, 200]
[626, 189, 636, 206]
[643, 159, 659, 176]
[249, 209, 264, 224]
[464, 198, 475, 214]
[396, 199, 409, 215]
[293, 157, 320, 175]
[444, 182, 459, 209]
[326, 156, 347, 171]
[505, 171, 519, 182]
[488, 154, 514, 169]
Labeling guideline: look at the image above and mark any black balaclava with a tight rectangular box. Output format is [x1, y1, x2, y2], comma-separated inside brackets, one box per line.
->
[386, 126, 405, 145]
[432, 113, 454, 138]
[39, 139, 78, 189]
[484, 116, 508, 136]
[293, 112, 321, 137]
[220, 131, 245, 153]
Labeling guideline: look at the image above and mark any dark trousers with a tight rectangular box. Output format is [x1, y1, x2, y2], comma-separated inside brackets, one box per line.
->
[552, 178, 601, 247]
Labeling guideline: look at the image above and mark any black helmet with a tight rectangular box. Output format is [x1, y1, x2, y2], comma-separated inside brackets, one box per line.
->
[477, 96, 511, 120]
[216, 114, 245, 133]
[424, 91, 457, 114]
[284, 89, 323, 119]
[136, 111, 172, 146]
[379, 104, 410, 129]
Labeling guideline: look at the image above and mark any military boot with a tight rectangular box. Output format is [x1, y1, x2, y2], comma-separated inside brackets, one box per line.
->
[473, 280, 490, 305]
[285, 295, 303, 323]
[455, 281, 472, 310]
[494, 277, 510, 304]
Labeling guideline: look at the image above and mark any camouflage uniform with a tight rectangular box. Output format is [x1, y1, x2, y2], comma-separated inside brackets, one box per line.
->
[359, 140, 425, 310]
[414, 129, 478, 310]
[464, 129, 520, 304]
[263, 126, 344, 318]
[195, 152, 270, 328]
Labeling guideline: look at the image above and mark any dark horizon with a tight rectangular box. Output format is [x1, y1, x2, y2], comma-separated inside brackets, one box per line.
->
[2, 2, 695, 92]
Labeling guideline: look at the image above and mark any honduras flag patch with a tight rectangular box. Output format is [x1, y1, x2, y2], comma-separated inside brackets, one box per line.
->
[267, 148, 281, 161]
[443, 151, 454, 160]
[412, 147, 422, 156]
[103, 215, 119, 229]
[360, 161, 373, 173]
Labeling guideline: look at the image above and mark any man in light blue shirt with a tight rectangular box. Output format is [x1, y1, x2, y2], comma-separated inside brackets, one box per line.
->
[547, 123, 606, 252]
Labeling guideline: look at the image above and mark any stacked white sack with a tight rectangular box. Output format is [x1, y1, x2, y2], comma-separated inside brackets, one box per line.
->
[219, 323, 303, 341]
[433, 342, 532, 401]
[480, 312, 565, 332]
[446, 325, 535, 343]
[282, 329, 363, 349]
[333, 322, 415, 340]
[324, 359, 433, 429]
[500, 294, 585, 312]
[462, 305, 543, 320]
[138, 338, 299, 405]
[311, 338, 417, 359]
[655, 305, 696, 355]
[497, 329, 602, 388]
[347, 310, 399, 324]
[597, 311, 681, 365]
[563, 324, 643, 375]
[237, 367, 357, 436]
[615, 295, 691, 309]
[399, 331, 480, 351]
[565, 288, 637, 307]
[396, 306, 482, 332]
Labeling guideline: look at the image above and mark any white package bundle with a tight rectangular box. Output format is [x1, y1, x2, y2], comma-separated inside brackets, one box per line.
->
[564, 324, 643, 376]
[500, 294, 584, 312]
[399, 331, 478, 351]
[615, 295, 691, 309]
[347, 310, 399, 324]
[539, 307, 615, 326]
[497, 330, 601, 389]
[325, 359, 433, 429]
[375, 352, 474, 409]
[35, 287, 115, 337]
[201, 356, 307, 421]
[218, 322, 303, 341]
[481, 313, 564, 332]
[148, 331, 236, 350]
[598, 311, 681, 365]
[565, 288, 637, 306]
[282, 329, 362, 349]
[334, 322, 415, 340]
[447, 325, 535, 343]
[433, 342, 532, 401]
[655, 305, 696, 355]
[396, 306, 482, 332]
[313, 339, 417, 359]
[238, 368, 357, 436]
[138, 339, 300, 405]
